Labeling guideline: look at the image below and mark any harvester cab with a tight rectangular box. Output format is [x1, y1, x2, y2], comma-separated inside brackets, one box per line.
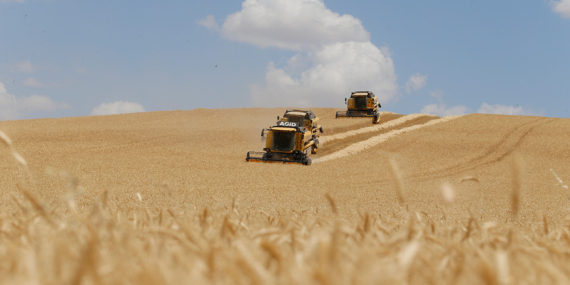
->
[280, 109, 323, 134]
[335, 91, 382, 124]
[261, 109, 323, 137]
[249, 110, 322, 165]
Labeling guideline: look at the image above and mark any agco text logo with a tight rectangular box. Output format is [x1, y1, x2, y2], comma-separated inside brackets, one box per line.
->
[278, 122, 297, 127]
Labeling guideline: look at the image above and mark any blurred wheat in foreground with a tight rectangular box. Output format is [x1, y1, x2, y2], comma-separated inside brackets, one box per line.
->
[2, 182, 570, 285]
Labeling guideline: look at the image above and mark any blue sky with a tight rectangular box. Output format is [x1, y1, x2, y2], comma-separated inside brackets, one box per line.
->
[0, 0, 568, 120]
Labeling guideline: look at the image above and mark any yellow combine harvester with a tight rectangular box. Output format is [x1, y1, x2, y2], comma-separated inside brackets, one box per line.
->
[247, 110, 323, 165]
[335, 91, 382, 123]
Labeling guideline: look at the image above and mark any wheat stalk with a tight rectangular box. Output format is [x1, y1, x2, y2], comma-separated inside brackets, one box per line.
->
[440, 182, 456, 207]
[325, 193, 338, 216]
[389, 158, 406, 206]
[510, 154, 522, 219]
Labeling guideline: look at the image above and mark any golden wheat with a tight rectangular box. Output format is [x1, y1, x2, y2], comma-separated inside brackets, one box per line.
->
[0, 109, 569, 285]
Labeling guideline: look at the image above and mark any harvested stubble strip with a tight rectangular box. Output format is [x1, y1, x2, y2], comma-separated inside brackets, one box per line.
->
[319, 113, 433, 144]
[315, 116, 461, 163]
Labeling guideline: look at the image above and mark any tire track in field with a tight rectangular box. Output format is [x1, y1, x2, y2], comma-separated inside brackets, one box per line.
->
[315, 113, 438, 157]
[314, 116, 461, 164]
[316, 115, 438, 157]
[320, 113, 435, 144]
[409, 117, 555, 181]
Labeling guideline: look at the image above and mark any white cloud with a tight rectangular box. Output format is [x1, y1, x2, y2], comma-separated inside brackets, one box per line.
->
[11, 61, 35, 73]
[220, 0, 397, 107]
[197, 15, 219, 31]
[76, 67, 88, 74]
[0, 82, 70, 120]
[405, 73, 427, 93]
[421, 103, 470, 116]
[251, 41, 398, 107]
[551, 0, 570, 18]
[90, 101, 145, 116]
[22, 77, 49, 87]
[421, 102, 541, 117]
[420, 89, 469, 116]
[18, 95, 70, 112]
[429, 89, 444, 102]
[477, 103, 541, 116]
[221, 0, 369, 51]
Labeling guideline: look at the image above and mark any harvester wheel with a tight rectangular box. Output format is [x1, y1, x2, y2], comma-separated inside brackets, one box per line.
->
[373, 113, 380, 124]
[311, 139, 319, 154]
[305, 158, 312, 165]
[319, 126, 324, 133]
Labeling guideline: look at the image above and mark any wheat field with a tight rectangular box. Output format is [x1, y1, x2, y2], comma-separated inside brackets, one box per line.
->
[1, 108, 570, 284]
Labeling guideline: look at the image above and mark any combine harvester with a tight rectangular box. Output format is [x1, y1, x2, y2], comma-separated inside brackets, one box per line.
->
[247, 110, 323, 165]
[336, 91, 382, 124]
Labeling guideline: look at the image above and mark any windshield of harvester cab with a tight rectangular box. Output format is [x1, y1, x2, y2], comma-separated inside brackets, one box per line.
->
[354, 96, 367, 108]
[272, 131, 296, 151]
[285, 115, 305, 126]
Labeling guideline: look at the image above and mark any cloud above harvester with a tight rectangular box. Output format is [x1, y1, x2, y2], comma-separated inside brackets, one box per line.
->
[219, 0, 369, 51]
[197, 15, 219, 31]
[250, 42, 397, 107]
[420, 89, 469, 116]
[420, 88, 542, 117]
[90, 101, 145, 116]
[405, 73, 427, 94]
[551, 0, 570, 18]
[421, 104, 470, 116]
[420, 102, 540, 117]
[202, 0, 398, 107]
[0, 82, 70, 120]
[22, 77, 52, 88]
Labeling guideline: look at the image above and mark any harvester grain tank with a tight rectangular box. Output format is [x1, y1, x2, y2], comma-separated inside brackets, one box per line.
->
[248, 110, 323, 165]
[336, 91, 381, 123]
[261, 109, 323, 137]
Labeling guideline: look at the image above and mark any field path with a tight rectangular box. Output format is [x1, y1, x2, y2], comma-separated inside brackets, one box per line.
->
[314, 115, 461, 163]
[316, 114, 438, 157]
[407, 116, 555, 181]
[319, 113, 420, 144]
